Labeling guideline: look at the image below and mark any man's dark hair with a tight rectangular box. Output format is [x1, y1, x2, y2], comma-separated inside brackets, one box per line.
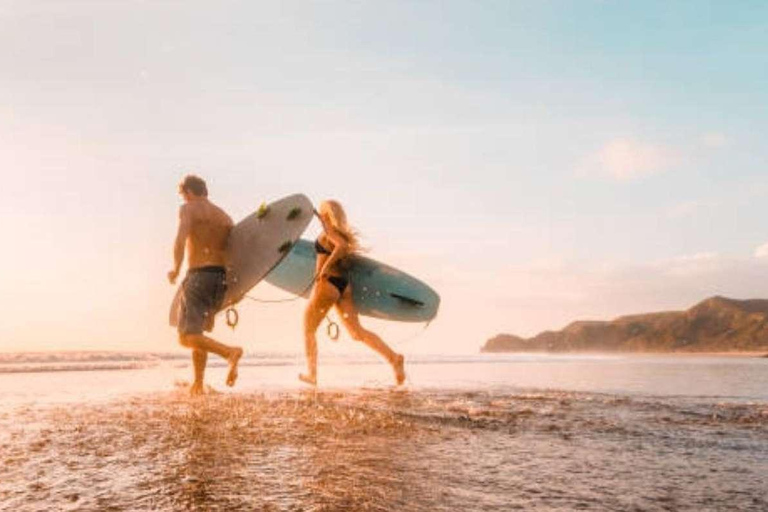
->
[179, 174, 208, 197]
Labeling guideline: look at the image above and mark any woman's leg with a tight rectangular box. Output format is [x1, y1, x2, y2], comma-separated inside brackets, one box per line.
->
[335, 287, 405, 385]
[301, 281, 340, 385]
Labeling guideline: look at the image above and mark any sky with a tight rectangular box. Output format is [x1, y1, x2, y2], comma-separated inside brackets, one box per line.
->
[1, 1, 768, 355]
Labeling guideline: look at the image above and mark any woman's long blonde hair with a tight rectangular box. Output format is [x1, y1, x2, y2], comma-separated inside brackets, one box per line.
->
[319, 200, 362, 253]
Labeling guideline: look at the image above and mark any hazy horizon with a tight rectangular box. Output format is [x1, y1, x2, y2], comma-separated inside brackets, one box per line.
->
[2, 1, 768, 354]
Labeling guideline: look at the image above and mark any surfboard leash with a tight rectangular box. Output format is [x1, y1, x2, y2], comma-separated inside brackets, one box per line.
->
[220, 276, 317, 330]
[242, 274, 319, 304]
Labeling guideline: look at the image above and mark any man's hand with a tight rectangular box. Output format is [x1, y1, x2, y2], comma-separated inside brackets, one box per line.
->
[168, 269, 179, 285]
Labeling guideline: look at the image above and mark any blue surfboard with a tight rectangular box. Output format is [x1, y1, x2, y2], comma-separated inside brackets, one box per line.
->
[265, 239, 440, 323]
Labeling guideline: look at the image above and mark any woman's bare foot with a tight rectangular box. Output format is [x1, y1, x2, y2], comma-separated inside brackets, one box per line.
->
[299, 373, 317, 386]
[226, 347, 243, 387]
[393, 354, 406, 385]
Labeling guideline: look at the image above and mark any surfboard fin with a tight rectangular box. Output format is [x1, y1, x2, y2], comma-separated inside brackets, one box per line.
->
[390, 293, 425, 307]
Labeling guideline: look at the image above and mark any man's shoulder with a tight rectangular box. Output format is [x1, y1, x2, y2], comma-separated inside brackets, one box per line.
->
[179, 201, 200, 216]
[209, 201, 233, 225]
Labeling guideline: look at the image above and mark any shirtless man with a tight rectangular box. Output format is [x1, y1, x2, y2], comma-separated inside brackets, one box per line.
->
[168, 175, 243, 395]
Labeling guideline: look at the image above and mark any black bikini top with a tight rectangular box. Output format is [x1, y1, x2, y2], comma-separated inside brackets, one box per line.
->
[314, 238, 332, 255]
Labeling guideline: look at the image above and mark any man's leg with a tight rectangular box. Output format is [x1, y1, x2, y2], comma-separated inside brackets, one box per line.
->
[178, 271, 242, 390]
[180, 332, 233, 358]
[190, 349, 207, 395]
[180, 333, 243, 387]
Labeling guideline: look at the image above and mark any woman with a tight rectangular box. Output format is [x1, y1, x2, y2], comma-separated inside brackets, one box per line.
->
[300, 200, 405, 386]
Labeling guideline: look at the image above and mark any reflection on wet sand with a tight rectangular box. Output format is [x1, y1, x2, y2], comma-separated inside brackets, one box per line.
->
[1, 388, 767, 511]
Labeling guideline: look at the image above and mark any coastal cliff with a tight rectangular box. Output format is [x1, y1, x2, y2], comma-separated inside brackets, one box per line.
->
[482, 296, 768, 353]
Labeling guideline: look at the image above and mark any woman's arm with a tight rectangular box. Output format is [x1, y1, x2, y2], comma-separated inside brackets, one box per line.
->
[318, 230, 348, 277]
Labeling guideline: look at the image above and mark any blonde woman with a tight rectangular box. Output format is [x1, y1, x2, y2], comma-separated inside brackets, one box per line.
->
[300, 200, 405, 386]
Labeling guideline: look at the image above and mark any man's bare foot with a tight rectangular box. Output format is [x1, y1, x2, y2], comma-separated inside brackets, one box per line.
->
[226, 347, 243, 387]
[190, 382, 204, 396]
[299, 373, 317, 386]
[393, 354, 406, 385]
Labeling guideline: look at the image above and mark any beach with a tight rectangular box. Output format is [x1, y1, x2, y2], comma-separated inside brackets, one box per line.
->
[2, 354, 768, 511]
[5, 0, 768, 509]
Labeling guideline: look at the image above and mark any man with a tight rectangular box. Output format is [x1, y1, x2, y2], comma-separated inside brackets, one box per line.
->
[168, 174, 243, 395]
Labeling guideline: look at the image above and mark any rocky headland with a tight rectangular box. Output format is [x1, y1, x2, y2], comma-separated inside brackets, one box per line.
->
[482, 296, 768, 354]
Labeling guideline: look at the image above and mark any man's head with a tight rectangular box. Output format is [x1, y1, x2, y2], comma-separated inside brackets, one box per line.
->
[178, 175, 208, 201]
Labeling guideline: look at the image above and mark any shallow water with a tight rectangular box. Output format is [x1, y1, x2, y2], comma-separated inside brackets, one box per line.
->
[2, 353, 768, 405]
[1, 354, 767, 511]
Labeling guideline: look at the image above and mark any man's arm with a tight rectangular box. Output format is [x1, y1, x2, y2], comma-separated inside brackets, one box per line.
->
[168, 205, 192, 284]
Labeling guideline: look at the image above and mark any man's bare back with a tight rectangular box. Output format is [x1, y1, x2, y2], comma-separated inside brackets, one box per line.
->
[183, 199, 234, 269]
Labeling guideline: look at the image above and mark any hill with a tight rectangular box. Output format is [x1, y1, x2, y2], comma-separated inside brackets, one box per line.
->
[482, 296, 768, 353]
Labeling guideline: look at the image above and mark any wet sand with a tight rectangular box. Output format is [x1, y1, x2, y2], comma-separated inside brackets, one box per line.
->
[2, 386, 767, 511]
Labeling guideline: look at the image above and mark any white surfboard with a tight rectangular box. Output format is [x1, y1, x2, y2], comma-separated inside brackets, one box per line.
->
[169, 193, 313, 328]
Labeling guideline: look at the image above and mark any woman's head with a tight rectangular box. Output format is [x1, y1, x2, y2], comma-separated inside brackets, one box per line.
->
[318, 200, 361, 252]
[319, 200, 347, 228]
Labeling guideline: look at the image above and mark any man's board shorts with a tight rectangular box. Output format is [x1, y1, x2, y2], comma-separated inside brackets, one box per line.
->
[178, 266, 227, 335]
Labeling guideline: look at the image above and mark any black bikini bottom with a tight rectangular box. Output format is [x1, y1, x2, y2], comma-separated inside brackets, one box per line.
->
[326, 275, 349, 295]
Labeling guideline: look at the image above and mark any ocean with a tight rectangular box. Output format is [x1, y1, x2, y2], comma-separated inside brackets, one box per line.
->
[1, 352, 767, 511]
